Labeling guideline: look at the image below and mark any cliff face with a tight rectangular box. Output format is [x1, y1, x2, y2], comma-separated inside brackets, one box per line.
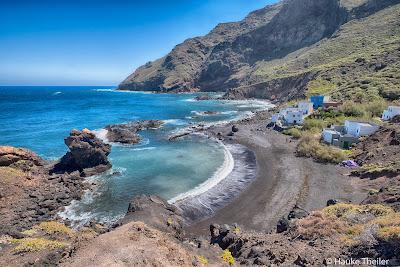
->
[118, 0, 400, 100]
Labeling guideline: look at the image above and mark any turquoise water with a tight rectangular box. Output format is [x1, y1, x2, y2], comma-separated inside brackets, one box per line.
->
[0, 86, 268, 224]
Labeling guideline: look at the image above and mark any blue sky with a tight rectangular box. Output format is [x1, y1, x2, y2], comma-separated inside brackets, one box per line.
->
[0, 0, 277, 86]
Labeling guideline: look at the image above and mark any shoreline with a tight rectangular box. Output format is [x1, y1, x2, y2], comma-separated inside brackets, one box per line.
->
[184, 109, 367, 236]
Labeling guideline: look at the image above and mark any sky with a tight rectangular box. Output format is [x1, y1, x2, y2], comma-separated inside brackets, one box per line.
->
[0, 0, 278, 86]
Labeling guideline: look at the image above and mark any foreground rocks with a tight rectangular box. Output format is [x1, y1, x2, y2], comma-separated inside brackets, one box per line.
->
[353, 116, 400, 168]
[0, 147, 86, 235]
[105, 120, 164, 144]
[1, 129, 113, 236]
[0, 146, 43, 173]
[120, 195, 185, 238]
[51, 129, 111, 177]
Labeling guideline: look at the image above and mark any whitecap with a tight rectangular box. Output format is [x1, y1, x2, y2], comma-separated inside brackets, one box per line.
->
[52, 91, 62, 95]
[92, 128, 110, 144]
[164, 119, 188, 126]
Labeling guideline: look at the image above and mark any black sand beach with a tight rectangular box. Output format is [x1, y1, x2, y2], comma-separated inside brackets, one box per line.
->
[187, 110, 367, 235]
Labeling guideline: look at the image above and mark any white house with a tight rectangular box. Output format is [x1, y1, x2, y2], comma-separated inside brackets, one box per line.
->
[283, 108, 305, 125]
[322, 129, 339, 144]
[344, 120, 379, 138]
[297, 102, 314, 115]
[382, 106, 400, 121]
[271, 113, 280, 123]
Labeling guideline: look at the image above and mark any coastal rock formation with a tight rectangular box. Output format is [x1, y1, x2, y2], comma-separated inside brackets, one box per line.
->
[194, 94, 212, 101]
[0, 146, 87, 235]
[105, 120, 164, 144]
[51, 129, 111, 176]
[60, 222, 197, 267]
[121, 195, 184, 238]
[119, 0, 400, 103]
[353, 118, 400, 168]
[0, 146, 43, 173]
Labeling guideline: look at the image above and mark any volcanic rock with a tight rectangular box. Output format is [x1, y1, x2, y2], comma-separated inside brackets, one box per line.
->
[51, 129, 111, 176]
[105, 120, 164, 144]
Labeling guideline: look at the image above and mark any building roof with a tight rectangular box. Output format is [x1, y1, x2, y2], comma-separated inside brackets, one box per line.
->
[345, 120, 378, 127]
[323, 129, 339, 134]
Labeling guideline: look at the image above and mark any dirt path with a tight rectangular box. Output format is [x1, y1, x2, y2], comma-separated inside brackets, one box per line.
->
[187, 119, 366, 235]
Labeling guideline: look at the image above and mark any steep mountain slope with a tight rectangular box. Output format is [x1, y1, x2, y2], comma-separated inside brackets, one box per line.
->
[119, 0, 400, 101]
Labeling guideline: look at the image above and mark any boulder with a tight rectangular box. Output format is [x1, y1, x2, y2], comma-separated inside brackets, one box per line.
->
[277, 217, 290, 233]
[326, 199, 339, 206]
[232, 125, 239, 132]
[51, 129, 111, 176]
[288, 205, 309, 220]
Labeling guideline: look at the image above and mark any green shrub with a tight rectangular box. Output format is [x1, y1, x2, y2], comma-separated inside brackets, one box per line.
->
[340, 101, 365, 117]
[297, 135, 347, 163]
[283, 128, 302, 139]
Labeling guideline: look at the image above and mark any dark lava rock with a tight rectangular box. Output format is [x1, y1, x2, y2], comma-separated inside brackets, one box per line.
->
[294, 255, 309, 267]
[51, 129, 111, 176]
[194, 94, 212, 101]
[210, 224, 220, 238]
[277, 217, 290, 233]
[232, 125, 239, 133]
[327, 199, 339, 206]
[122, 195, 184, 238]
[288, 205, 309, 220]
[105, 120, 164, 144]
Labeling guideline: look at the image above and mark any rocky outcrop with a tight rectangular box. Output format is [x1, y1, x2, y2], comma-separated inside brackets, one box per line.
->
[0, 147, 87, 235]
[118, 0, 399, 98]
[120, 195, 184, 238]
[105, 120, 164, 144]
[0, 146, 43, 172]
[51, 129, 111, 176]
[194, 94, 212, 101]
[353, 118, 400, 170]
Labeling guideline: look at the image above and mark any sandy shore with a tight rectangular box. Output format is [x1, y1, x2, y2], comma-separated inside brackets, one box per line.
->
[186, 110, 367, 236]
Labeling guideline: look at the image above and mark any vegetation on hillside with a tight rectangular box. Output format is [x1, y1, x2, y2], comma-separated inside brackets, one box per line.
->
[253, 4, 400, 103]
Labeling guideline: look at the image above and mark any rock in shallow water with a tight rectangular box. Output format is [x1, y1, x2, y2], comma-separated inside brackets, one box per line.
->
[105, 120, 164, 144]
[51, 129, 111, 176]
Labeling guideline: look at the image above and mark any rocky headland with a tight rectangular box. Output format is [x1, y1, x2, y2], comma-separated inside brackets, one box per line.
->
[0, 129, 112, 238]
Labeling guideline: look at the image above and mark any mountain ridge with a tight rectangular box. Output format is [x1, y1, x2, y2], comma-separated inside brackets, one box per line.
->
[118, 0, 400, 103]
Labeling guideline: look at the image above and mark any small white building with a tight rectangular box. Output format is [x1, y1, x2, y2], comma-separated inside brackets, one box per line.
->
[322, 129, 339, 144]
[283, 108, 305, 125]
[344, 120, 379, 138]
[382, 106, 400, 121]
[271, 113, 280, 123]
[297, 102, 314, 115]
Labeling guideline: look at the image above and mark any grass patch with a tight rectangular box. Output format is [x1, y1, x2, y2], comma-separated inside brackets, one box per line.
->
[197, 255, 209, 265]
[282, 127, 302, 139]
[322, 203, 394, 219]
[11, 238, 67, 253]
[295, 211, 346, 240]
[35, 221, 74, 237]
[306, 79, 336, 97]
[352, 162, 400, 176]
[0, 167, 25, 183]
[296, 204, 400, 246]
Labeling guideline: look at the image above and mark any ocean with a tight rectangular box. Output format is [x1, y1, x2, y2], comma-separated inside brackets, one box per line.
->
[0, 86, 270, 225]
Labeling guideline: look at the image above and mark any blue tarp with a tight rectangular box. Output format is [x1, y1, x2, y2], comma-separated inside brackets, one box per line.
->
[342, 160, 359, 167]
